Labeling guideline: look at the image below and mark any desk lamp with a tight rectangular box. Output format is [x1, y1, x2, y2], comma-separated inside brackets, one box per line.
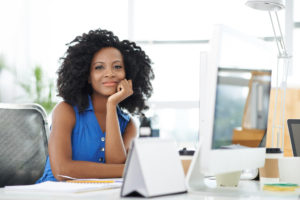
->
[246, 0, 291, 152]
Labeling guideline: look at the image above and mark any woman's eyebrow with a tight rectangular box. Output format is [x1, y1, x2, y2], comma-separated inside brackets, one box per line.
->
[92, 60, 122, 66]
[112, 60, 122, 64]
[92, 61, 104, 66]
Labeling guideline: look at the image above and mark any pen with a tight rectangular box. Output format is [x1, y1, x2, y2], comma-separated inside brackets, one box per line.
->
[58, 174, 122, 184]
[66, 180, 115, 184]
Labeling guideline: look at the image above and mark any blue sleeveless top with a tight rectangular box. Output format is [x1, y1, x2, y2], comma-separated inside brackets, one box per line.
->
[36, 96, 130, 183]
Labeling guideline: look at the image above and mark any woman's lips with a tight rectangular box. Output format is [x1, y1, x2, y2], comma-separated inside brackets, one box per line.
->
[103, 81, 118, 87]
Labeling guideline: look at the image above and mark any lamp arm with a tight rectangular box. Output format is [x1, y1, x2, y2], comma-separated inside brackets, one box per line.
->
[275, 11, 288, 56]
[269, 11, 282, 56]
[269, 11, 288, 57]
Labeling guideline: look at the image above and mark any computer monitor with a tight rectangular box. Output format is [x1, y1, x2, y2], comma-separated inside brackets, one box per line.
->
[187, 25, 274, 190]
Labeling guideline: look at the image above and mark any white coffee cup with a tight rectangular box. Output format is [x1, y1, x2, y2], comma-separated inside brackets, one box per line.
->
[278, 157, 300, 184]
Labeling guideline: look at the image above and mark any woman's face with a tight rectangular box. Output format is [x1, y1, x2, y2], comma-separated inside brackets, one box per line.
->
[89, 47, 126, 97]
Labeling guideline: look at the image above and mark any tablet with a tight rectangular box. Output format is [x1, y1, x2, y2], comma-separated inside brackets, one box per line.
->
[287, 119, 300, 156]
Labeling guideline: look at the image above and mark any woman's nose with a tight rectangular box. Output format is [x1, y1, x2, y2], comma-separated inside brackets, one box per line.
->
[105, 68, 115, 77]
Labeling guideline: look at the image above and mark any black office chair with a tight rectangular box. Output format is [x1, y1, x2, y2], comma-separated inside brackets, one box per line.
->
[0, 103, 49, 187]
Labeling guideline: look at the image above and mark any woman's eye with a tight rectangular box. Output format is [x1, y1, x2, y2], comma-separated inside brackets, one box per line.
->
[95, 65, 104, 70]
[114, 65, 123, 69]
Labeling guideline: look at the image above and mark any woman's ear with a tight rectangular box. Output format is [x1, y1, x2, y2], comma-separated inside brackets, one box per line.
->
[88, 76, 91, 84]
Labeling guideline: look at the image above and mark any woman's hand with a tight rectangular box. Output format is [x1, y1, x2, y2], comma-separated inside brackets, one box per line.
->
[107, 79, 133, 106]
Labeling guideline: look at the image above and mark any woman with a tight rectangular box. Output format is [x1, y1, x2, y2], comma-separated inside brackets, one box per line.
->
[37, 29, 154, 182]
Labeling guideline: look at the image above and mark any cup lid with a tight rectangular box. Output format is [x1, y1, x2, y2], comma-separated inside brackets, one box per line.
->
[266, 147, 282, 154]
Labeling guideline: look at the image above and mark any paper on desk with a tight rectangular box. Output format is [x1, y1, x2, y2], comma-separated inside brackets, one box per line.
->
[4, 180, 122, 194]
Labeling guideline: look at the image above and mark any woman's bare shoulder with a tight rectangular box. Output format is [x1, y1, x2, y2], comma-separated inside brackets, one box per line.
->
[52, 101, 76, 123]
[54, 101, 74, 111]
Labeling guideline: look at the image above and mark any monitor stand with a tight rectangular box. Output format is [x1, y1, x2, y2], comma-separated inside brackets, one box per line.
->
[186, 146, 264, 198]
[215, 171, 242, 187]
[186, 145, 207, 191]
[186, 145, 244, 191]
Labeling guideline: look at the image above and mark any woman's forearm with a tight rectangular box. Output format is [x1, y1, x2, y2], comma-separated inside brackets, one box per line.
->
[53, 160, 125, 181]
[105, 102, 127, 163]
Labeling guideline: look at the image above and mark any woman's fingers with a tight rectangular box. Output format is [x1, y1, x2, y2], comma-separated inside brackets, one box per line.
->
[118, 83, 123, 92]
[118, 79, 133, 96]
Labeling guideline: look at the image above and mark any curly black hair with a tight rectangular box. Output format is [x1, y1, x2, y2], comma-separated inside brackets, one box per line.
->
[57, 29, 154, 114]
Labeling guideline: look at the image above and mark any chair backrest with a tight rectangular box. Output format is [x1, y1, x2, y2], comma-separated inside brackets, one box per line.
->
[0, 103, 49, 187]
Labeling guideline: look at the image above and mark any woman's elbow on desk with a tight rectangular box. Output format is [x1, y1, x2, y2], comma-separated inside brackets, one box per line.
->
[51, 160, 73, 181]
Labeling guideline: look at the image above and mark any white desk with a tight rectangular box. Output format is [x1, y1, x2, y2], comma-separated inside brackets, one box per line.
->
[0, 179, 299, 200]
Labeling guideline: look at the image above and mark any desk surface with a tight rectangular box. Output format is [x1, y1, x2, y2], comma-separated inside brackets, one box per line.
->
[0, 180, 299, 200]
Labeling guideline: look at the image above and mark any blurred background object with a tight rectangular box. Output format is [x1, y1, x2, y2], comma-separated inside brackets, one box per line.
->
[1, 0, 299, 151]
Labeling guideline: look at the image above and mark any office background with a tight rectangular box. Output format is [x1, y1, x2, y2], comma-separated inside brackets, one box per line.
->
[0, 0, 299, 150]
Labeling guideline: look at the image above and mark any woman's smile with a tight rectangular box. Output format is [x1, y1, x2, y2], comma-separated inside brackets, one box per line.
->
[102, 81, 118, 87]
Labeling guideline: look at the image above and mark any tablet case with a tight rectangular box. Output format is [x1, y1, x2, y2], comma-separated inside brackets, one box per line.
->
[121, 138, 187, 197]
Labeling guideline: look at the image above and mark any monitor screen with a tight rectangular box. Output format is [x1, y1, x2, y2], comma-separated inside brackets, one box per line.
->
[212, 68, 271, 149]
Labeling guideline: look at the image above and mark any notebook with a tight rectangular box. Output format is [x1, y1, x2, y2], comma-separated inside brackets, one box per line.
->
[287, 119, 300, 156]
